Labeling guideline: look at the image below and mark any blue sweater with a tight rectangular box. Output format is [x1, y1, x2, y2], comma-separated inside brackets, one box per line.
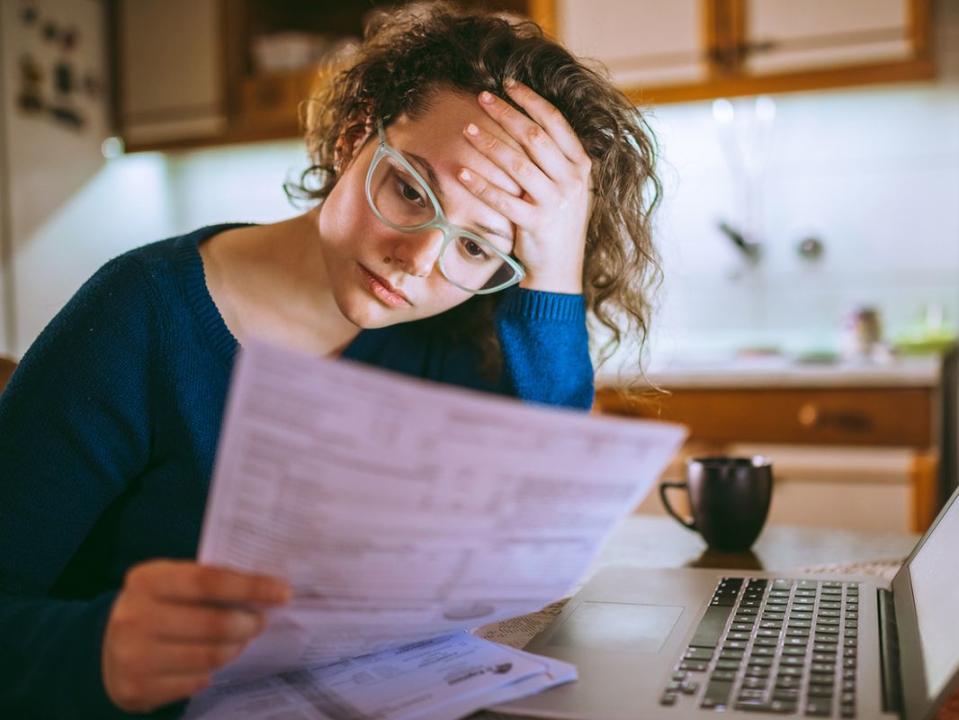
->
[0, 224, 593, 719]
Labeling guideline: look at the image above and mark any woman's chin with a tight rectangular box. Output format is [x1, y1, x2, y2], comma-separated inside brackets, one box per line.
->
[335, 291, 409, 329]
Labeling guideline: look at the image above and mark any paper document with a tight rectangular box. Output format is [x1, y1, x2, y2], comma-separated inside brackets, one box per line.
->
[197, 340, 685, 689]
[184, 631, 576, 720]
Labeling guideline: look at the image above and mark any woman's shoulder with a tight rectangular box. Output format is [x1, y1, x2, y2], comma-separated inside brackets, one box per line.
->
[117, 223, 253, 285]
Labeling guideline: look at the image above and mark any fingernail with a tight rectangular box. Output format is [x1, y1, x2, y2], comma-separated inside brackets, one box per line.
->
[465, 123, 479, 136]
[271, 584, 292, 603]
[504, 77, 516, 88]
[479, 91, 495, 104]
[459, 169, 472, 182]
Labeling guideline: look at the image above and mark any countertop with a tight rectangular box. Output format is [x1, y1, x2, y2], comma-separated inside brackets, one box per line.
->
[598, 355, 940, 390]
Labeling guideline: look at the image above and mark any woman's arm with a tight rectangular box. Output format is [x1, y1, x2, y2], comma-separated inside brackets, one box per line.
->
[494, 287, 593, 409]
[0, 255, 156, 717]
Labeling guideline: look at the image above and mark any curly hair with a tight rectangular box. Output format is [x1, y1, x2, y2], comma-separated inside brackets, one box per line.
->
[288, 2, 662, 378]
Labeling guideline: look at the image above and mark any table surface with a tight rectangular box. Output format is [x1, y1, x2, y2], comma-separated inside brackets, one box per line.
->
[591, 514, 920, 574]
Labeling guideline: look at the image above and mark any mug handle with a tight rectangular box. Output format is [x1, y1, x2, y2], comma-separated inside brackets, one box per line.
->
[659, 481, 697, 531]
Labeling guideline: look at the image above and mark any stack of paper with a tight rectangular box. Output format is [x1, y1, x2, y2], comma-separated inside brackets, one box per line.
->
[185, 341, 685, 719]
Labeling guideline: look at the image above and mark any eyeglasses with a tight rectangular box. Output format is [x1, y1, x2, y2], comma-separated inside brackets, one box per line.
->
[364, 120, 525, 294]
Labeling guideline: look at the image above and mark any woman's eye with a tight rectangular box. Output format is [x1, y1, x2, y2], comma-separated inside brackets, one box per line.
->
[461, 238, 490, 260]
[395, 176, 426, 207]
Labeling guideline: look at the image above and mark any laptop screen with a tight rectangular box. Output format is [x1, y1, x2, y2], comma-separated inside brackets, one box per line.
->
[906, 488, 959, 701]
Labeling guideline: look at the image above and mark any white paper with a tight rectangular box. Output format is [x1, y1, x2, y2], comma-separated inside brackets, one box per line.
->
[198, 340, 686, 683]
[183, 632, 577, 720]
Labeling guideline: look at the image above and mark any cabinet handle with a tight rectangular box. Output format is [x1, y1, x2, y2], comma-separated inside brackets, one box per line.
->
[798, 403, 820, 428]
[798, 404, 873, 433]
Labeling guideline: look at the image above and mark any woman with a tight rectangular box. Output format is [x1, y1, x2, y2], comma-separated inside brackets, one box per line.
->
[0, 4, 660, 718]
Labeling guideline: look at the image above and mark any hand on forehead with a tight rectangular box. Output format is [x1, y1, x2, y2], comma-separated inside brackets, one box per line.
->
[389, 90, 524, 198]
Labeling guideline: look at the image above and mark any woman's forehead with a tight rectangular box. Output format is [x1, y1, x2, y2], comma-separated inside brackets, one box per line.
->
[391, 90, 521, 156]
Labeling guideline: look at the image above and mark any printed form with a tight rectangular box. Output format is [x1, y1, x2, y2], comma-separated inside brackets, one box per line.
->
[187, 341, 685, 718]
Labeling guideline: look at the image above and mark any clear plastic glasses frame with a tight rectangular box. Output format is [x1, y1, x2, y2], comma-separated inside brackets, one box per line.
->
[364, 120, 525, 294]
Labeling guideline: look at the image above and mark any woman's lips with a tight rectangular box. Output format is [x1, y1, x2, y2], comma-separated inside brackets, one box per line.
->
[359, 265, 411, 308]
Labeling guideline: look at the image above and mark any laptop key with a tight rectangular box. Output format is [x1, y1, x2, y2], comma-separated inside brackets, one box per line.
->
[711, 670, 736, 682]
[775, 677, 801, 689]
[689, 605, 734, 649]
[735, 700, 797, 713]
[659, 692, 678, 706]
[701, 680, 733, 709]
[805, 700, 832, 716]
[774, 689, 800, 700]
[715, 659, 742, 671]
[684, 647, 713, 661]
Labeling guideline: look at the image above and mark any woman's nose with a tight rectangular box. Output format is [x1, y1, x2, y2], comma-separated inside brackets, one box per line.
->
[392, 228, 445, 278]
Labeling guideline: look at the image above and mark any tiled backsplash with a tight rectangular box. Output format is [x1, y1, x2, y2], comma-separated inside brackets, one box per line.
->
[8, 8, 958, 364]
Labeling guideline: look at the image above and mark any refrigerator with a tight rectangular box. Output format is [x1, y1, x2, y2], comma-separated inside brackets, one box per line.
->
[0, 0, 111, 356]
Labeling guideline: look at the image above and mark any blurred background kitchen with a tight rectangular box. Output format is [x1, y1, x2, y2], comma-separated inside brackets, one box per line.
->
[1, 0, 956, 537]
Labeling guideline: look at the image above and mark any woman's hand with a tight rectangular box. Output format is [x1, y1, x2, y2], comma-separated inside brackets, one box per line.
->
[458, 79, 593, 294]
[102, 559, 291, 713]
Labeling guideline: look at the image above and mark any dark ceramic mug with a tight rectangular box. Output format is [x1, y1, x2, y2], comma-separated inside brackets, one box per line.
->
[659, 456, 773, 552]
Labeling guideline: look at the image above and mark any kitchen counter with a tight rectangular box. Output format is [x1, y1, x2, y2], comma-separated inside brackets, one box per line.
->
[599, 355, 940, 390]
[594, 354, 943, 532]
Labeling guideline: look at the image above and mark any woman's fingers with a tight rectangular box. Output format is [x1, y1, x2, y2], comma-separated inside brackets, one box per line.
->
[148, 640, 249, 674]
[151, 603, 264, 642]
[462, 122, 553, 203]
[125, 560, 292, 606]
[502, 79, 591, 167]
[457, 168, 534, 227]
[476, 90, 569, 182]
[110, 672, 212, 714]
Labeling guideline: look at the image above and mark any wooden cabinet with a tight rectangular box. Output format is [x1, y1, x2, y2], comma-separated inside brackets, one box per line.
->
[556, 0, 710, 89]
[112, 0, 530, 152]
[740, 0, 917, 75]
[111, 0, 934, 151]
[114, 0, 228, 147]
[597, 386, 933, 448]
[551, 0, 934, 104]
[596, 384, 940, 532]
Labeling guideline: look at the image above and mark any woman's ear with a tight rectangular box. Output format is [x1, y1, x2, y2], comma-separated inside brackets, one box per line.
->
[333, 115, 374, 175]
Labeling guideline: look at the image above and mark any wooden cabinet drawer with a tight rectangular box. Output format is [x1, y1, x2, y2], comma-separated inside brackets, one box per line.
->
[596, 387, 933, 448]
[236, 68, 319, 134]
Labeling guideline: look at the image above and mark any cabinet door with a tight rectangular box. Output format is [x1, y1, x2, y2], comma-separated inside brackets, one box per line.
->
[117, 0, 227, 146]
[742, 0, 915, 75]
[556, 0, 709, 88]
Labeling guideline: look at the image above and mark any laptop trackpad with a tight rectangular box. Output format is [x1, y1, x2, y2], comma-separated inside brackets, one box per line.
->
[547, 601, 684, 654]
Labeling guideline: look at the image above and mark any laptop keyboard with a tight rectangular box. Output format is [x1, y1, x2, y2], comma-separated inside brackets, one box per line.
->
[661, 577, 860, 716]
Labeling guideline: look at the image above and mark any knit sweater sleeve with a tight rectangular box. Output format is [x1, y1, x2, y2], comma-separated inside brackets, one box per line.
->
[0, 254, 158, 718]
[493, 288, 594, 409]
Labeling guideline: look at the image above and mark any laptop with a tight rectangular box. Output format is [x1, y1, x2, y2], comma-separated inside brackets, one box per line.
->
[495, 484, 959, 720]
